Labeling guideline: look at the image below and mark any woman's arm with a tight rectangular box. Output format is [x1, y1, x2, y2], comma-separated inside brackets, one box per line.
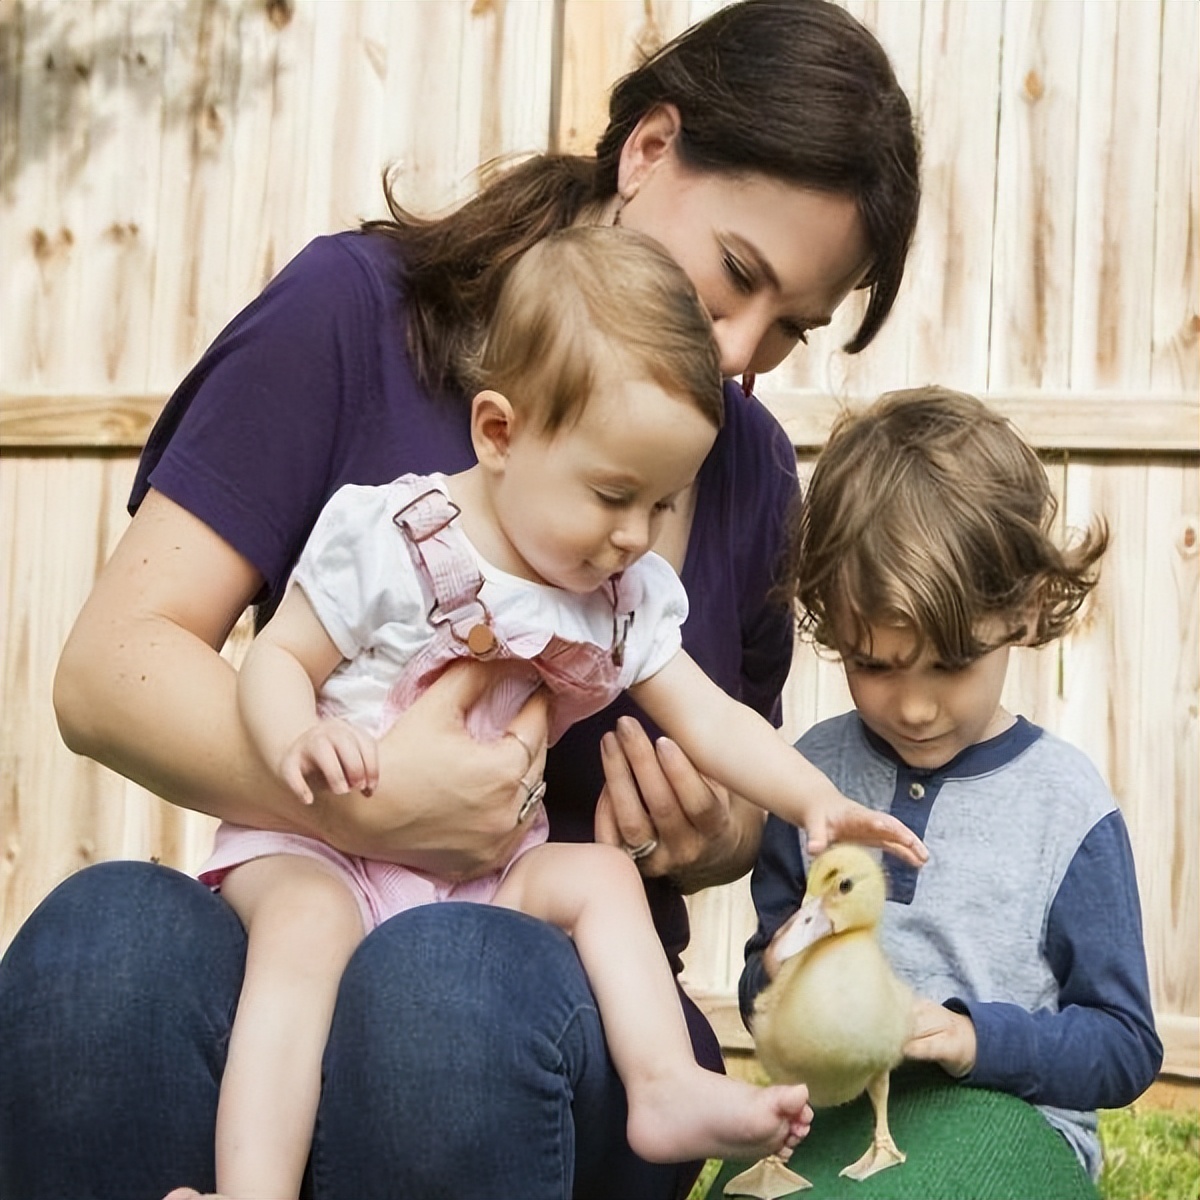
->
[630, 651, 927, 866]
[54, 490, 547, 876]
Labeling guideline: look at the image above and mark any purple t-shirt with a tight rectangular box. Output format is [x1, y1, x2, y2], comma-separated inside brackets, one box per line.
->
[133, 231, 799, 962]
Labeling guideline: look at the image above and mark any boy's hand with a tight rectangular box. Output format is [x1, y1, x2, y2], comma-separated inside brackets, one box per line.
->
[279, 718, 379, 805]
[806, 789, 928, 867]
[904, 996, 977, 1077]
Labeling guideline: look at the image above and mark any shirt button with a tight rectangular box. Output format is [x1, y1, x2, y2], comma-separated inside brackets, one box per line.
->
[909, 781, 926, 800]
[466, 623, 497, 655]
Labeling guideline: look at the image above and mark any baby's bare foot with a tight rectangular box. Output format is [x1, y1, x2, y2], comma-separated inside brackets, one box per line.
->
[626, 1069, 812, 1164]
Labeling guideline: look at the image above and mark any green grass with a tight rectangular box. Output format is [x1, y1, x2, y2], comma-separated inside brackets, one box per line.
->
[1097, 1104, 1200, 1200]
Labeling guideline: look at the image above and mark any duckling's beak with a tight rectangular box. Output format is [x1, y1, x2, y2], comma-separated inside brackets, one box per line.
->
[773, 894, 834, 963]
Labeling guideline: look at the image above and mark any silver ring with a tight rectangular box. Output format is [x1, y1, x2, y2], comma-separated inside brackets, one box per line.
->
[626, 838, 658, 862]
[516, 778, 546, 826]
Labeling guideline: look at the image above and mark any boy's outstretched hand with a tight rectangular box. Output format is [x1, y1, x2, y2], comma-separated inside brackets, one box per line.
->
[805, 789, 928, 867]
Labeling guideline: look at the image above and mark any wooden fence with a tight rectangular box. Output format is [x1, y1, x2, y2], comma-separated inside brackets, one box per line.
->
[1, 0, 1196, 1079]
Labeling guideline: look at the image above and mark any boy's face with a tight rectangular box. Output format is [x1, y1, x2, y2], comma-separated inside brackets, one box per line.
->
[492, 377, 717, 594]
[837, 621, 1014, 771]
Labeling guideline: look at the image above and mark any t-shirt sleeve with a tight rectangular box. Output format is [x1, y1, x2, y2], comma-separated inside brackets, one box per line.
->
[622, 552, 689, 687]
[290, 482, 428, 662]
[132, 236, 385, 603]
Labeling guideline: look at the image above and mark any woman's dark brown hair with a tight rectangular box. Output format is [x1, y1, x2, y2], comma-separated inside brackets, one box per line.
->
[363, 0, 921, 397]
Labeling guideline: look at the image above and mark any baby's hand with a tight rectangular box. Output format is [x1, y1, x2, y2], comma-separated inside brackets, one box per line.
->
[806, 787, 928, 867]
[279, 718, 379, 805]
[904, 995, 977, 1078]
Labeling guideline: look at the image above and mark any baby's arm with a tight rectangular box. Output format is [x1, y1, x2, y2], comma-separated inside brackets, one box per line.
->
[927, 812, 1162, 1111]
[630, 652, 926, 866]
[238, 586, 379, 804]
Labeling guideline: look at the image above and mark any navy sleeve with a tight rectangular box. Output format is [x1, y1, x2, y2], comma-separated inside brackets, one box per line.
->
[739, 814, 807, 1027]
[949, 811, 1163, 1110]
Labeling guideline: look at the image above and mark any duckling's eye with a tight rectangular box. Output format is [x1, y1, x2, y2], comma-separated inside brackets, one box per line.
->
[838, 877, 854, 894]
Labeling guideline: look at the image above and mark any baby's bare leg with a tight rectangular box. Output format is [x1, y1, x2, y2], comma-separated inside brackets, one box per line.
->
[215, 856, 366, 1199]
[493, 844, 811, 1164]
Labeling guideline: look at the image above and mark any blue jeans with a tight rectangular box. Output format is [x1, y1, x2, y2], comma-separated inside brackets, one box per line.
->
[0, 861, 717, 1199]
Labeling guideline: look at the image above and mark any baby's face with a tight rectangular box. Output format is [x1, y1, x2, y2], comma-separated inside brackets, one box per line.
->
[494, 378, 717, 594]
[837, 621, 1014, 771]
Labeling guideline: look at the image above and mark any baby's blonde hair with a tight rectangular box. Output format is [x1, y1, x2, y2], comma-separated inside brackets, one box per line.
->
[469, 225, 724, 434]
[785, 386, 1109, 664]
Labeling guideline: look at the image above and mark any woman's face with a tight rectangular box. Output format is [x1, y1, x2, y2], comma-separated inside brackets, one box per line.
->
[617, 109, 872, 378]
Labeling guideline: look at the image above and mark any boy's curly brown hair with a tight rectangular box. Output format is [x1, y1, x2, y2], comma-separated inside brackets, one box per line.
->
[780, 386, 1109, 665]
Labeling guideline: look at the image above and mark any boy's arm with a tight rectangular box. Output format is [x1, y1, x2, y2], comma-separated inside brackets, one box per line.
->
[738, 813, 809, 1027]
[947, 812, 1163, 1110]
[630, 651, 927, 866]
[237, 585, 346, 775]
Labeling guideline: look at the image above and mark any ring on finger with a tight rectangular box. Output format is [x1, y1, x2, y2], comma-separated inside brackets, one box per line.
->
[625, 838, 658, 862]
[516, 777, 547, 826]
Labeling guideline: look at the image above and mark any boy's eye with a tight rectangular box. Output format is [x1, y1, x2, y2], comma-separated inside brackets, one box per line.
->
[651, 497, 677, 516]
[848, 657, 886, 674]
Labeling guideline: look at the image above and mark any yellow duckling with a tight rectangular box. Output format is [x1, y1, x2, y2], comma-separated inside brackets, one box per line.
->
[726, 844, 912, 1198]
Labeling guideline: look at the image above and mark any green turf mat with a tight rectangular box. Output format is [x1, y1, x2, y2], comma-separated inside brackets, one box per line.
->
[709, 1066, 1098, 1200]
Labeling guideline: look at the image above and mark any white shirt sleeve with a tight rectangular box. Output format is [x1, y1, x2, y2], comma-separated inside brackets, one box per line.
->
[620, 552, 690, 687]
[289, 481, 429, 662]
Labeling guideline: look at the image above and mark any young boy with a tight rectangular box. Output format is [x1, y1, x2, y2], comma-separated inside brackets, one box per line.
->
[740, 386, 1163, 1180]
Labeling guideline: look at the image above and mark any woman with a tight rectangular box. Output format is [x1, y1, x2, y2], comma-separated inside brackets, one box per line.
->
[0, 2, 920, 1197]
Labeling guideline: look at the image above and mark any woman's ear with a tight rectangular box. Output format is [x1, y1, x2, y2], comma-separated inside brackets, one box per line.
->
[616, 103, 681, 200]
[471, 390, 517, 471]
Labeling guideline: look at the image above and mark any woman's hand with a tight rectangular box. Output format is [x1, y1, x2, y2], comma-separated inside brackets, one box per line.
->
[593, 715, 765, 893]
[903, 996, 977, 1078]
[319, 661, 549, 879]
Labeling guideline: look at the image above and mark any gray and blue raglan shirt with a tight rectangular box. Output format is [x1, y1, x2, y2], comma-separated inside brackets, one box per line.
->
[740, 714, 1163, 1178]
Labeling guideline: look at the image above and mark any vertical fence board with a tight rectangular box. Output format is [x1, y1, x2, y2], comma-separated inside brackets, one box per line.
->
[989, 1, 1081, 391]
[1070, 0, 1160, 392]
[1151, 0, 1200, 395]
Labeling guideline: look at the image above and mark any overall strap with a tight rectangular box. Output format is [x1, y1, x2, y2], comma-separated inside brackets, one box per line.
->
[392, 486, 497, 657]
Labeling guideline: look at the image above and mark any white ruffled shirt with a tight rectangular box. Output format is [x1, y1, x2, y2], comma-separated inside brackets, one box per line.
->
[290, 474, 689, 737]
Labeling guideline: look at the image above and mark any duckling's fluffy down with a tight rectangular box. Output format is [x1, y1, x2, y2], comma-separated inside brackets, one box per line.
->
[750, 845, 912, 1108]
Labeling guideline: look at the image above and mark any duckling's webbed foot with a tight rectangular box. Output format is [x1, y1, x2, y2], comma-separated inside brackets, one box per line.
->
[839, 1137, 906, 1181]
[838, 1070, 906, 1181]
[724, 1153, 812, 1197]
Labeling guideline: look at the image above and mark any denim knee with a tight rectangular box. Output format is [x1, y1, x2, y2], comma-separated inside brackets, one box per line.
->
[0, 861, 248, 1199]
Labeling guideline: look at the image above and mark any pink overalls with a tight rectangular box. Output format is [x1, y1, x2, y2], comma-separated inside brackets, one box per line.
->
[200, 479, 636, 930]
